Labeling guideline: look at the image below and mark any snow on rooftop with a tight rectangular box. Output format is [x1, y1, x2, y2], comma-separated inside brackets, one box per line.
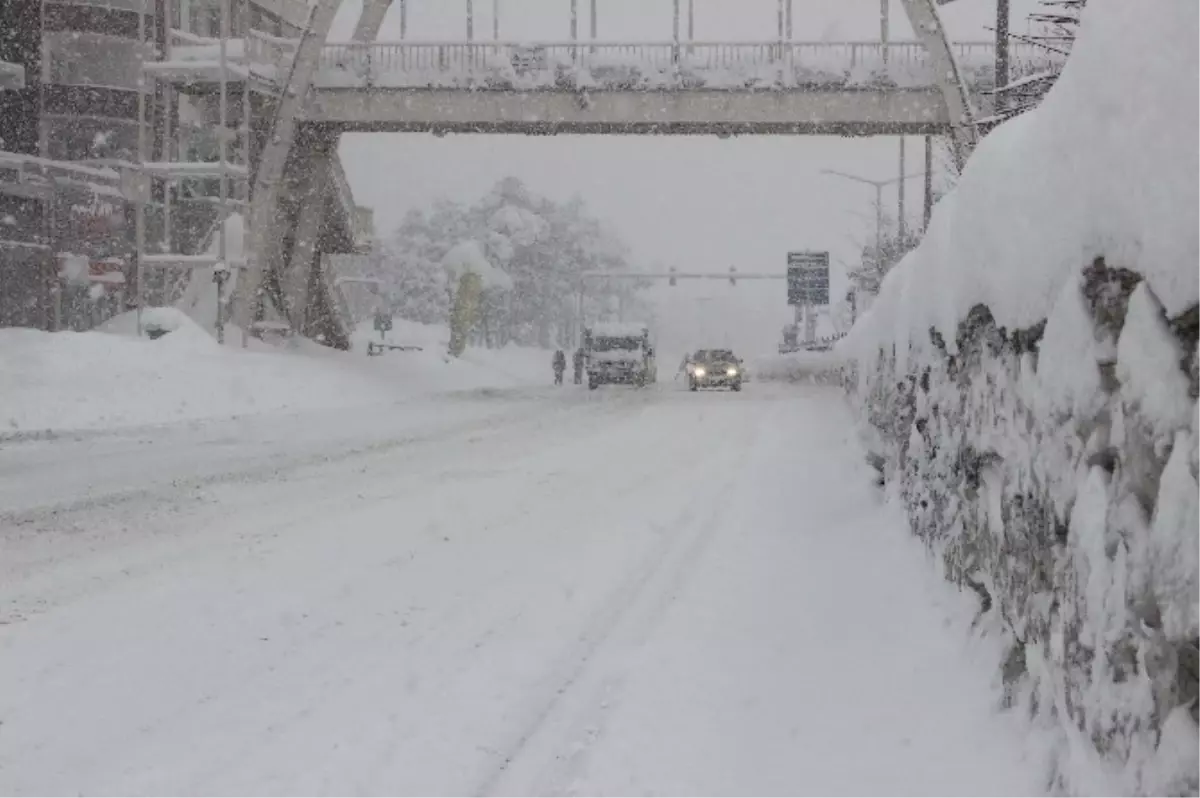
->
[845, 0, 1199, 362]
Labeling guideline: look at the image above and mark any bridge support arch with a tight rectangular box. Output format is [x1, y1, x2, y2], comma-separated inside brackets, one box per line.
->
[233, 0, 344, 338]
[898, 0, 978, 170]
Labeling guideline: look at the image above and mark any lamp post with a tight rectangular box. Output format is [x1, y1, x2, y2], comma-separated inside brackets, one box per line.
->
[996, 0, 1011, 114]
[820, 168, 923, 260]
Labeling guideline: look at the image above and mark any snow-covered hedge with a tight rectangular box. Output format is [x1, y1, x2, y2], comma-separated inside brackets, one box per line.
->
[842, 2, 1198, 793]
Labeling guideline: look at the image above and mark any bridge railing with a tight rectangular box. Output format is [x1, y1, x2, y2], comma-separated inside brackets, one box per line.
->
[314, 40, 1062, 91]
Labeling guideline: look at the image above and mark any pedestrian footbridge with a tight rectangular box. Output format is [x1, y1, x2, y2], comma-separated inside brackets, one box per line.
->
[166, 38, 1057, 135]
[307, 40, 1052, 135]
[145, 0, 1066, 349]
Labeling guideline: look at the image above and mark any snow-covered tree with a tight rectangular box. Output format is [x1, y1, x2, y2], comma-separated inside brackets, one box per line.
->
[847, 208, 921, 298]
[381, 177, 645, 350]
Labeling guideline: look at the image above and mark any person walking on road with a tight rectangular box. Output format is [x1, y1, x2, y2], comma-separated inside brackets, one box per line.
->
[572, 348, 585, 385]
[552, 349, 566, 386]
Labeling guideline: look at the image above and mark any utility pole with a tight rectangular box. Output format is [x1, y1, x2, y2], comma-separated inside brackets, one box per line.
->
[590, 0, 596, 40]
[493, 0, 499, 39]
[821, 168, 923, 271]
[923, 136, 934, 230]
[399, 0, 406, 38]
[880, 0, 890, 66]
[875, 184, 883, 265]
[134, 0, 146, 337]
[687, 0, 694, 41]
[898, 137, 907, 240]
[672, 0, 680, 63]
[466, 0, 473, 40]
[995, 0, 1011, 115]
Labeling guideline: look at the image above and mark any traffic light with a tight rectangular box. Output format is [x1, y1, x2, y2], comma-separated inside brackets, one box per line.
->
[669, 266, 677, 287]
[729, 266, 737, 286]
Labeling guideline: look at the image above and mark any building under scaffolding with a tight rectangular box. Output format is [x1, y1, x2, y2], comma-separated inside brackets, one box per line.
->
[0, 0, 370, 339]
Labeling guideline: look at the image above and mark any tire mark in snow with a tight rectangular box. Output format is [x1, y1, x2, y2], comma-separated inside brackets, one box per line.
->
[473, 420, 760, 797]
[0, 403, 547, 525]
[0, 393, 646, 626]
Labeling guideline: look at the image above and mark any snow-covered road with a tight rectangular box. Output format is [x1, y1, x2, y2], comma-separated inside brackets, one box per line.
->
[0, 382, 1038, 795]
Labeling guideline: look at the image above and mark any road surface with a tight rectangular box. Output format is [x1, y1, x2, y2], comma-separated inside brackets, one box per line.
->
[0, 382, 1039, 795]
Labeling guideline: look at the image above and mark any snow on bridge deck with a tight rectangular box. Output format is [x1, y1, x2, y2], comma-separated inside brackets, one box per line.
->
[297, 40, 1060, 134]
[163, 37, 1060, 95]
[311, 40, 1058, 92]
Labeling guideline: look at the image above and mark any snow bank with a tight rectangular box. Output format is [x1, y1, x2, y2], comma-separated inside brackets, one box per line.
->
[351, 317, 548, 385]
[0, 317, 547, 435]
[175, 212, 245, 333]
[842, 2, 1199, 794]
[750, 349, 845, 384]
[847, 1, 1197, 362]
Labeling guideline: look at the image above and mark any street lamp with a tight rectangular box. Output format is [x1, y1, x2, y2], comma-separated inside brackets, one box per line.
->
[820, 168, 923, 260]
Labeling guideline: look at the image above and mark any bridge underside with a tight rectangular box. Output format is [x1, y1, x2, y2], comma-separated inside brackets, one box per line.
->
[307, 87, 960, 136]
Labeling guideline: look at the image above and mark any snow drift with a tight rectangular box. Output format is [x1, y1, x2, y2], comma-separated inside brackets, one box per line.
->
[841, 1, 1199, 794]
[0, 317, 547, 435]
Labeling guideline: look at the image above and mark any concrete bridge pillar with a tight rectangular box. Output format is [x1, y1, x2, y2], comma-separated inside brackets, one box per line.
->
[281, 148, 331, 333]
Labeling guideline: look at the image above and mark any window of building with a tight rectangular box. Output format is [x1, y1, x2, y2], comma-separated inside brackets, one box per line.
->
[42, 114, 140, 162]
[44, 32, 148, 90]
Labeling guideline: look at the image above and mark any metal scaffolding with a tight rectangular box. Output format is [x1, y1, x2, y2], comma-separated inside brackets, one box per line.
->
[136, 0, 251, 342]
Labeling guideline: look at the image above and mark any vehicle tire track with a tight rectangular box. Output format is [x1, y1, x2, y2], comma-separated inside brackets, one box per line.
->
[472, 424, 759, 797]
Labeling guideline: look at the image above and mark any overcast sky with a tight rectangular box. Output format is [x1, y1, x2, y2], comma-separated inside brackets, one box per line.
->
[336, 0, 1042, 355]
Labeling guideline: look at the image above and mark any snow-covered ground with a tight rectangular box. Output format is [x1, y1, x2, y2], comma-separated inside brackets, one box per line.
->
[0, 315, 547, 435]
[0, 381, 1041, 795]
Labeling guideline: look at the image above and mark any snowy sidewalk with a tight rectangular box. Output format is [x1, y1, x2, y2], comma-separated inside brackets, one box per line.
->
[0, 384, 1038, 795]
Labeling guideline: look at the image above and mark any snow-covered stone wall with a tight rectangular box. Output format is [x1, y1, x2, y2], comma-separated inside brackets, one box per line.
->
[850, 266, 1197, 794]
[841, 2, 1198, 793]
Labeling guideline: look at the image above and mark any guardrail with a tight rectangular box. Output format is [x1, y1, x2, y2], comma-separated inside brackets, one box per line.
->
[315, 40, 1062, 90]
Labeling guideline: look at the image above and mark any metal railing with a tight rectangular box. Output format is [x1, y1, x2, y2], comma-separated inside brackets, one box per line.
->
[314, 40, 1062, 90]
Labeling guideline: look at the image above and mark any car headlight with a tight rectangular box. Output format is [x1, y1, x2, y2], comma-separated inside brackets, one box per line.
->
[726, 367, 738, 376]
[693, 367, 706, 377]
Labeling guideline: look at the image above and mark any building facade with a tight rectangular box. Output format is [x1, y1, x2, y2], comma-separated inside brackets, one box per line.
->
[0, 0, 302, 330]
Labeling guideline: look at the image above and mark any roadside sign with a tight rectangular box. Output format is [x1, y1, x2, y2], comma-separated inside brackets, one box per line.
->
[787, 251, 830, 306]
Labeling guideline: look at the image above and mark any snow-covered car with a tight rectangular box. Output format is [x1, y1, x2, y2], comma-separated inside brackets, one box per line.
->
[687, 349, 743, 392]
